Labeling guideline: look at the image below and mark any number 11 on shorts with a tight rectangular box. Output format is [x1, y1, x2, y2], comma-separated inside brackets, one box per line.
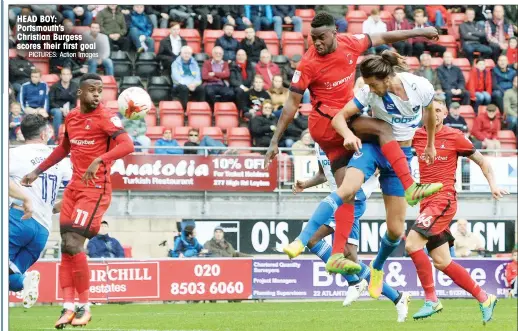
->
[74, 209, 89, 227]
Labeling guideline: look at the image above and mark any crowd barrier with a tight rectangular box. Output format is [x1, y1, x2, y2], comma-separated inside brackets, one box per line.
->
[9, 258, 514, 303]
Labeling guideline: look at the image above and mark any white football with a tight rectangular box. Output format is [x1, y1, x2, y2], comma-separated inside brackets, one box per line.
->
[118, 87, 152, 120]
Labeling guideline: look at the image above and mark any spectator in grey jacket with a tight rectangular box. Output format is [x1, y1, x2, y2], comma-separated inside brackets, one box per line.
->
[460, 7, 492, 64]
[413, 53, 443, 92]
[82, 22, 114, 75]
[437, 52, 470, 108]
[204, 226, 250, 257]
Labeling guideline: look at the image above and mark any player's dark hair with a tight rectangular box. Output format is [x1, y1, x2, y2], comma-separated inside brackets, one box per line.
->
[31, 68, 41, 75]
[184, 225, 195, 237]
[90, 22, 100, 28]
[311, 12, 335, 29]
[360, 50, 408, 80]
[20, 114, 48, 141]
[394, 7, 405, 13]
[79, 73, 102, 85]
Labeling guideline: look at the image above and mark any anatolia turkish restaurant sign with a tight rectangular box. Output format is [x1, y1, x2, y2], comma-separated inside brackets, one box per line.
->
[110, 155, 277, 192]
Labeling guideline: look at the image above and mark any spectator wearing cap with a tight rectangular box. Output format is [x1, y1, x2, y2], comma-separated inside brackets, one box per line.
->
[87, 221, 125, 258]
[255, 49, 281, 90]
[154, 128, 182, 155]
[157, 23, 187, 75]
[202, 46, 234, 105]
[239, 27, 267, 64]
[443, 102, 468, 133]
[503, 76, 517, 132]
[362, 9, 389, 54]
[272, 6, 302, 39]
[171, 226, 207, 258]
[471, 104, 502, 151]
[230, 49, 255, 110]
[387, 7, 413, 56]
[467, 58, 492, 114]
[485, 5, 514, 63]
[171, 46, 206, 110]
[215, 24, 240, 62]
[204, 226, 250, 257]
[314, 5, 348, 32]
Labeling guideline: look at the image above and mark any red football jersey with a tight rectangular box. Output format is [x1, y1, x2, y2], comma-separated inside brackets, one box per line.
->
[64, 104, 125, 193]
[413, 125, 475, 196]
[289, 34, 371, 116]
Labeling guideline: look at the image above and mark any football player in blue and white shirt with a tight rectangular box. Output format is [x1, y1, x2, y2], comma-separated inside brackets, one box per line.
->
[288, 143, 410, 322]
[9, 115, 72, 308]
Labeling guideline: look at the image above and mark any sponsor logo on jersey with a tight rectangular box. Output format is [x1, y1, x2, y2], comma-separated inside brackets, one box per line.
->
[353, 151, 363, 159]
[292, 70, 301, 83]
[111, 116, 123, 128]
[391, 113, 420, 124]
[420, 154, 448, 162]
[70, 139, 96, 145]
[324, 72, 354, 90]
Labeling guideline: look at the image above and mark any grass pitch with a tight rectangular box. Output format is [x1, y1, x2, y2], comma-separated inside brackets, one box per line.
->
[9, 298, 518, 331]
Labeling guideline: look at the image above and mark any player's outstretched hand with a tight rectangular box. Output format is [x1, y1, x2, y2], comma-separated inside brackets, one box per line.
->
[21, 198, 33, 220]
[264, 144, 279, 169]
[343, 133, 362, 153]
[292, 180, 306, 194]
[20, 171, 40, 187]
[491, 187, 509, 200]
[421, 26, 439, 41]
[82, 158, 102, 187]
[423, 145, 436, 165]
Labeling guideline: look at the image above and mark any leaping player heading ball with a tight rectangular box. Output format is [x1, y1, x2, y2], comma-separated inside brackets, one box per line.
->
[21, 74, 136, 329]
[266, 12, 443, 273]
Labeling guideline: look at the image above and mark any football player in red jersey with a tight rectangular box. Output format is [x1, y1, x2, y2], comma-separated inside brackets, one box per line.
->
[21, 74, 135, 329]
[266, 12, 441, 273]
[407, 97, 508, 323]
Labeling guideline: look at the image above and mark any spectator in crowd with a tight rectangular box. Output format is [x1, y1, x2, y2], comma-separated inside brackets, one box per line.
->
[505, 248, 517, 297]
[471, 104, 502, 151]
[272, 6, 302, 39]
[363, 9, 389, 54]
[9, 102, 23, 141]
[485, 5, 515, 63]
[254, 49, 281, 90]
[97, 5, 130, 52]
[154, 127, 182, 155]
[414, 53, 443, 92]
[30, 5, 62, 23]
[245, 5, 273, 32]
[14, 127, 25, 144]
[468, 58, 493, 113]
[86, 221, 125, 258]
[158, 23, 187, 75]
[387, 7, 413, 56]
[204, 226, 250, 257]
[146, 5, 170, 29]
[19, 69, 48, 118]
[219, 6, 248, 31]
[460, 7, 492, 64]
[168, 6, 195, 29]
[122, 116, 151, 152]
[193, 5, 222, 35]
[118, 5, 132, 26]
[239, 26, 267, 64]
[82, 22, 114, 75]
[250, 99, 278, 148]
[202, 46, 234, 105]
[8, 83, 16, 105]
[48, 68, 78, 136]
[411, 9, 446, 58]
[314, 5, 348, 32]
[215, 24, 240, 62]
[282, 54, 301, 87]
[62, 6, 93, 26]
[183, 128, 227, 155]
[453, 219, 485, 257]
[241, 75, 270, 118]
[283, 111, 308, 147]
[437, 51, 470, 108]
[129, 5, 154, 53]
[291, 129, 315, 156]
[507, 37, 518, 69]
[470, 5, 493, 25]
[171, 46, 205, 110]
[9, 49, 35, 94]
[88, 5, 107, 18]
[443, 102, 468, 133]
[171, 226, 207, 258]
[425, 5, 448, 28]
[504, 76, 518, 132]
[49, 19, 88, 78]
[492, 55, 517, 113]
[268, 75, 289, 114]
[230, 49, 255, 109]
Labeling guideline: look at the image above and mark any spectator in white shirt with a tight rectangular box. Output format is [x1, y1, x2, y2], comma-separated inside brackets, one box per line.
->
[82, 22, 114, 75]
[362, 8, 389, 54]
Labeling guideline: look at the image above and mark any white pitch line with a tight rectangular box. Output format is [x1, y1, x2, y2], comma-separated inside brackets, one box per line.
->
[39, 329, 211, 331]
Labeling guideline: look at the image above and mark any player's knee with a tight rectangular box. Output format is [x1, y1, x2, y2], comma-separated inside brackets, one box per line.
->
[432, 255, 450, 271]
[376, 121, 394, 145]
[337, 186, 356, 203]
[61, 233, 84, 255]
[405, 240, 419, 254]
[386, 221, 405, 239]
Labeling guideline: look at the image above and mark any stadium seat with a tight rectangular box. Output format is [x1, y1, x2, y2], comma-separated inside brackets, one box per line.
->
[459, 105, 475, 131]
[145, 107, 157, 128]
[172, 126, 192, 145]
[135, 52, 159, 78]
[281, 32, 305, 58]
[227, 127, 252, 150]
[200, 126, 224, 142]
[299, 104, 312, 116]
[147, 76, 172, 105]
[214, 102, 239, 130]
[345, 11, 368, 35]
[119, 76, 144, 92]
[272, 55, 289, 67]
[41, 74, 59, 87]
[123, 245, 133, 258]
[450, 13, 466, 27]
[277, 153, 293, 183]
[104, 100, 119, 113]
[382, 5, 404, 13]
[27, 57, 49, 75]
[111, 51, 133, 77]
[452, 58, 471, 82]
[203, 29, 224, 55]
[101, 75, 118, 102]
[159, 100, 184, 128]
[146, 126, 166, 143]
[431, 57, 443, 69]
[180, 29, 202, 54]
[358, 5, 380, 13]
[257, 31, 280, 55]
[151, 28, 170, 53]
[194, 53, 209, 69]
[9, 49, 17, 58]
[438, 35, 457, 57]
[295, 9, 315, 36]
[405, 57, 420, 71]
[497, 130, 516, 143]
[187, 102, 212, 128]
[232, 31, 246, 42]
[501, 142, 517, 155]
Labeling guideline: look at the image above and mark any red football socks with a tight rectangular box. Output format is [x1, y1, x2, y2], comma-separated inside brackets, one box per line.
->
[331, 203, 355, 255]
[59, 253, 75, 303]
[71, 252, 90, 304]
[381, 141, 414, 190]
[442, 261, 488, 303]
[409, 249, 438, 302]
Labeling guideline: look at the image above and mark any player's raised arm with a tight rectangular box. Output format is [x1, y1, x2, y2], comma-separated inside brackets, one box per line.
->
[9, 178, 33, 220]
[369, 26, 439, 48]
[468, 151, 509, 200]
[423, 101, 437, 165]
